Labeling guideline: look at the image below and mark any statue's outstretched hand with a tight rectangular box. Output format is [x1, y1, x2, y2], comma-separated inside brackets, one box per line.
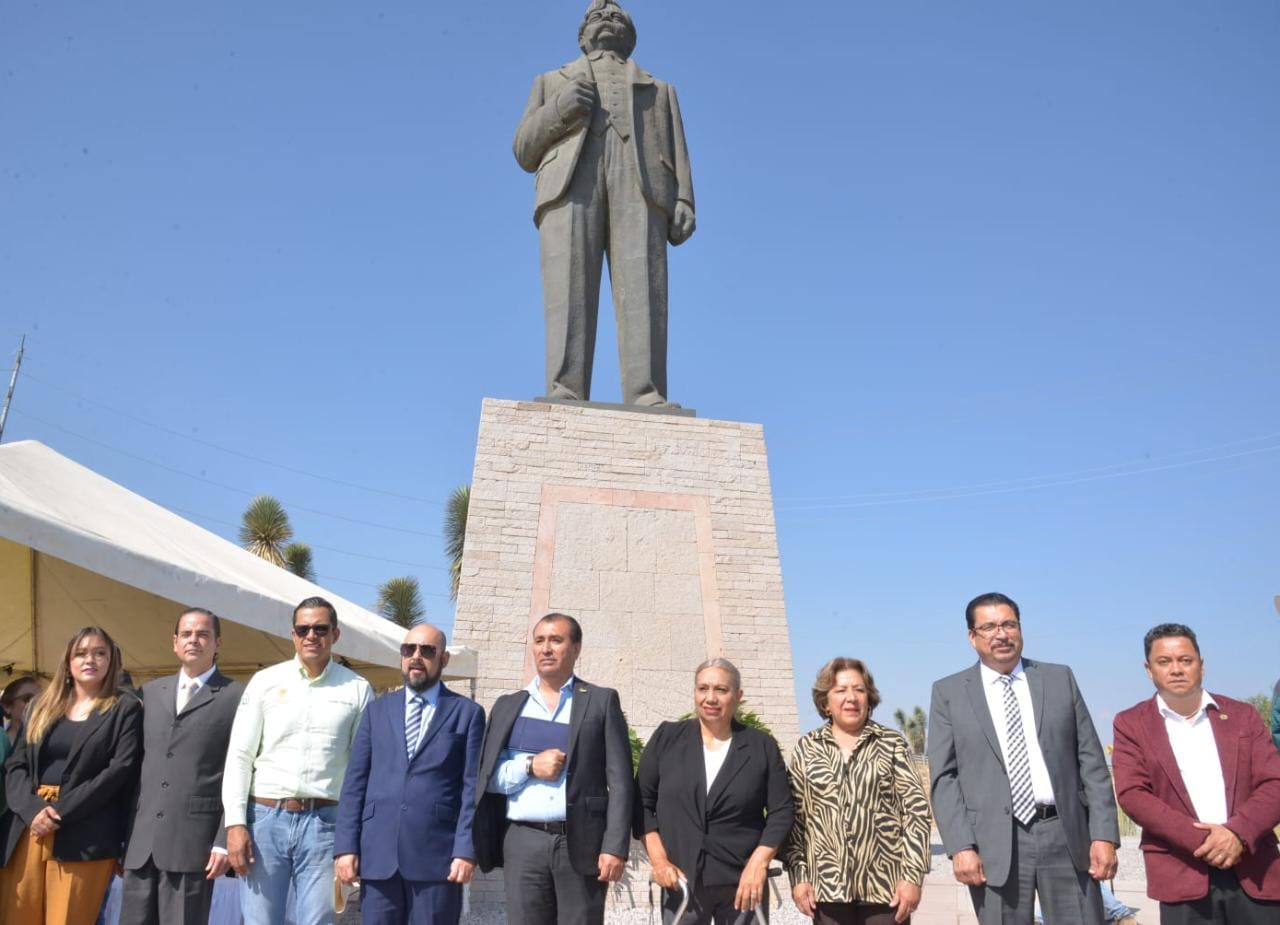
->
[669, 201, 696, 245]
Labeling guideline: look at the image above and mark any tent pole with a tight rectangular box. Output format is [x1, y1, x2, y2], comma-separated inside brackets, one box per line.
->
[29, 549, 38, 675]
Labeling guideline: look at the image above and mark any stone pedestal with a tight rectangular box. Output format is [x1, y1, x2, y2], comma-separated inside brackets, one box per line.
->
[452, 398, 800, 911]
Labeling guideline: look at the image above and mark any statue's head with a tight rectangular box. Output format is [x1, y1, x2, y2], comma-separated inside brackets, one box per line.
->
[578, 0, 637, 59]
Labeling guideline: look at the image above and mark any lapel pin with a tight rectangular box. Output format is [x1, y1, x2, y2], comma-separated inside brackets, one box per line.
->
[1219, 713, 1227, 720]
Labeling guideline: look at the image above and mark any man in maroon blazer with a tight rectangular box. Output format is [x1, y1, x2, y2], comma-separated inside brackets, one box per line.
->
[1113, 623, 1280, 924]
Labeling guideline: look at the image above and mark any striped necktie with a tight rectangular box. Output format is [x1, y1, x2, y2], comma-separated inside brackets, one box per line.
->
[406, 695, 424, 760]
[999, 674, 1036, 825]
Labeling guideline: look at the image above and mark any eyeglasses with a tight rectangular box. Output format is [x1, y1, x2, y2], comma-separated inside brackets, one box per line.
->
[973, 620, 1021, 637]
[293, 624, 333, 638]
[400, 643, 439, 659]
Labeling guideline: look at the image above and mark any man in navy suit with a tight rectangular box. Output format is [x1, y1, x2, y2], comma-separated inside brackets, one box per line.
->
[335, 623, 485, 924]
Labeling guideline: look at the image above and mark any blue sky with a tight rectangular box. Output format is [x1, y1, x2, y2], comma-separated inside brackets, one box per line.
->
[3, 1, 1278, 739]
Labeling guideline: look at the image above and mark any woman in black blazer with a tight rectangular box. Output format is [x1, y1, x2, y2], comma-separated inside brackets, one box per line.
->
[636, 658, 794, 924]
[0, 625, 143, 925]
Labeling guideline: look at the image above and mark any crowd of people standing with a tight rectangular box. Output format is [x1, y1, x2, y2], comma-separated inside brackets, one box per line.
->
[0, 591, 1278, 925]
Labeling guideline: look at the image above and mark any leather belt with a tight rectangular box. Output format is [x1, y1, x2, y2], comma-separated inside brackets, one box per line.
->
[252, 796, 337, 813]
[513, 820, 567, 835]
[1023, 804, 1058, 823]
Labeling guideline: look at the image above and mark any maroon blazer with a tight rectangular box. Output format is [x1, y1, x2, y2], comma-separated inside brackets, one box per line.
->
[1112, 693, 1280, 903]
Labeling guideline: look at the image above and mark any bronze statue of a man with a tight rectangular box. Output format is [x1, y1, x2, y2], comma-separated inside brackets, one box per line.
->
[515, 0, 695, 408]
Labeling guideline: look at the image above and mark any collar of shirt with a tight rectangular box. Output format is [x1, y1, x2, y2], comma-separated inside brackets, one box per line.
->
[1156, 689, 1217, 724]
[587, 50, 625, 64]
[979, 659, 1026, 688]
[179, 664, 217, 689]
[406, 682, 442, 708]
[524, 674, 575, 717]
[293, 654, 332, 684]
[817, 719, 886, 748]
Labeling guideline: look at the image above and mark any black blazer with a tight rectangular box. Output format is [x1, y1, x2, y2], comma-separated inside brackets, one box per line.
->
[474, 678, 633, 876]
[635, 719, 793, 888]
[1, 695, 143, 865]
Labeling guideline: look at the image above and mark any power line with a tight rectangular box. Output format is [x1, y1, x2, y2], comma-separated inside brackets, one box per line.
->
[17, 367, 445, 505]
[777, 430, 1280, 504]
[777, 440, 1280, 512]
[12, 408, 443, 539]
[168, 506, 448, 571]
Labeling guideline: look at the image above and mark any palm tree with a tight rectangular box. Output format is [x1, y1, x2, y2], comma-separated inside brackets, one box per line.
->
[283, 543, 316, 582]
[377, 576, 425, 628]
[445, 485, 470, 601]
[239, 496, 293, 567]
[893, 706, 927, 755]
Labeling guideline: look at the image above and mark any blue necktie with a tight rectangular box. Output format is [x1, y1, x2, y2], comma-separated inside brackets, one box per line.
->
[999, 675, 1036, 825]
[406, 695, 424, 760]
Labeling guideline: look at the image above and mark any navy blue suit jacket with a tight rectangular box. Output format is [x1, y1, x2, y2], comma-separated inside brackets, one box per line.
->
[334, 683, 485, 882]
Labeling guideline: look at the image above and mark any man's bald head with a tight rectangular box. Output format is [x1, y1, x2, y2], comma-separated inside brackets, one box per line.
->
[401, 623, 449, 692]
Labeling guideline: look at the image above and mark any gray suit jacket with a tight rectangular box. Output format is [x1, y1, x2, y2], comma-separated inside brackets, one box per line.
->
[124, 669, 245, 873]
[514, 55, 694, 232]
[927, 658, 1118, 887]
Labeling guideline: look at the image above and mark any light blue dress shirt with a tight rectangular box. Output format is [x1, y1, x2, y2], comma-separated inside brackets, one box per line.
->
[487, 674, 575, 822]
[405, 682, 440, 757]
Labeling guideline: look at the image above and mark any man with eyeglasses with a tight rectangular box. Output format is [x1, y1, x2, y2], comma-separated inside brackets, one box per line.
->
[334, 623, 484, 924]
[222, 596, 373, 924]
[928, 592, 1119, 924]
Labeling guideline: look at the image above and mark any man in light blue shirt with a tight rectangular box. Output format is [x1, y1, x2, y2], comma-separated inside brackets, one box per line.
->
[475, 613, 633, 925]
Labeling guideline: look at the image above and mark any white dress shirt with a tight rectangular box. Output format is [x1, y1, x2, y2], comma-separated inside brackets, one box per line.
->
[404, 682, 441, 757]
[176, 664, 218, 712]
[980, 660, 1056, 806]
[222, 656, 373, 827]
[1156, 690, 1228, 824]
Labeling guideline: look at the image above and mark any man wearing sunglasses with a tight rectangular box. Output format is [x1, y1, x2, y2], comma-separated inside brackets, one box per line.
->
[222, 597, 373, 925]
[334, 623, 484, 924]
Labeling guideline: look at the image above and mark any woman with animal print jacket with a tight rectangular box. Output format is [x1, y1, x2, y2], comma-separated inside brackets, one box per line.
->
[782, 658, 931, 925]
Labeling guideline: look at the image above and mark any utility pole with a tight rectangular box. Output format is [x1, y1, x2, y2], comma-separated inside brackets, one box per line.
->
[0, 335, 25, 443]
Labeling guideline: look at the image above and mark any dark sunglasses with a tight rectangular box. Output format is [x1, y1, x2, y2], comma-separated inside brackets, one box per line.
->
[400, 643, 439, 659]
[293, 624, 333, 638]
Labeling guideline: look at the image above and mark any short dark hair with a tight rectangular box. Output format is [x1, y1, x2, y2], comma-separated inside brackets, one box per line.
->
[965, 592, 1021, 630]
[1144, 623, 1200, 659]
[294, 596, 339, 628]
[174, 607, 222, 637]
[1, 675, 40, 706]
[536, 612, 582, 643]
[811, 657, 882, 719]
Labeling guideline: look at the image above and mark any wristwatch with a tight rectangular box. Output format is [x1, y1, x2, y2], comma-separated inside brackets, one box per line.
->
[525, 754, 535, 775]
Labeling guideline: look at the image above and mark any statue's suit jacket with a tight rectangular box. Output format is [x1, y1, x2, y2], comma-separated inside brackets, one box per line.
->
[123, 669, 244, 873]
[1113, 693, 1280, 903]
[473, 678, 633, 876]
[514, 55, 694, 234]
[334, 684, 485, 882]
[927, 658, 1119, 888]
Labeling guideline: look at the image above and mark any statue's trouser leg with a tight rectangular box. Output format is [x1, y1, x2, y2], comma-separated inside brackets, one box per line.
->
[539, 135, 608, 401]
[601, 130, 670, 406]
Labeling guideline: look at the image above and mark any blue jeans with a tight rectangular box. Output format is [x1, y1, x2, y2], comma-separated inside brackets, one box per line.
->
[241, 802, 337, 925]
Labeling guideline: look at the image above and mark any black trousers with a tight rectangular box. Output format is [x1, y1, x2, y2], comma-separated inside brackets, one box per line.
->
[502, 822, 607, 925]
[118, 858, 215, 925]
[1159, 868, 1280, 924]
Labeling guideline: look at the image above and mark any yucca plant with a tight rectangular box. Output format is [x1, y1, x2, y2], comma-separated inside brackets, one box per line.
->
[445, 485, 470, 601]
[377, 576, 425, 629]
[239, 495, 293, 567]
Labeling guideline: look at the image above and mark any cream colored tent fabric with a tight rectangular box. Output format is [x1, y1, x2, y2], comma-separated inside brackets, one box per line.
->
[0, 440, 476, 689]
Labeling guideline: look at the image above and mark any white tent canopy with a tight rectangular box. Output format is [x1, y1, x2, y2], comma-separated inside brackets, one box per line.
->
[0, 440, 476, 689]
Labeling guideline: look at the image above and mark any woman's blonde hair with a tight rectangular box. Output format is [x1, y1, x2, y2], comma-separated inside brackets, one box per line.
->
[24, 626, 123, 744]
